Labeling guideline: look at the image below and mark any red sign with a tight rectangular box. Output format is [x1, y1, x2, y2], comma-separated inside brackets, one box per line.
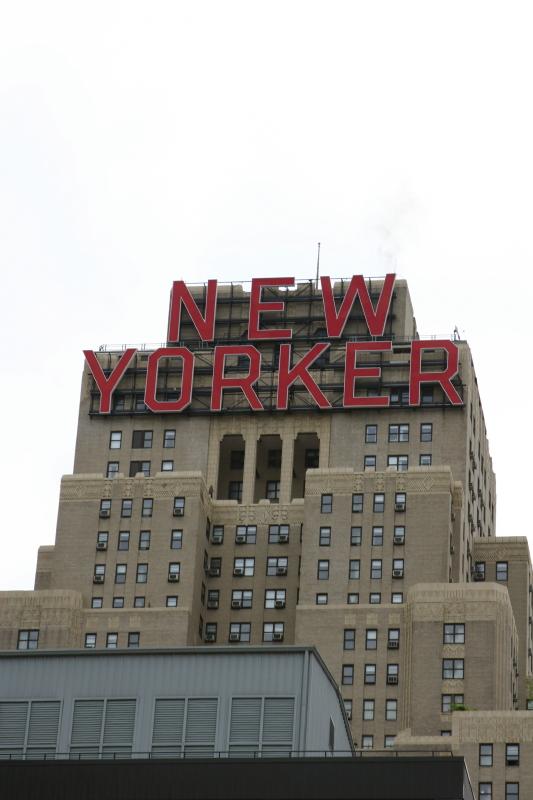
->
[84, 275, 463, 413]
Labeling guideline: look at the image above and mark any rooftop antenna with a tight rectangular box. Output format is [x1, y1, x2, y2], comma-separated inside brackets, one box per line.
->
[315, 242, 321, 288]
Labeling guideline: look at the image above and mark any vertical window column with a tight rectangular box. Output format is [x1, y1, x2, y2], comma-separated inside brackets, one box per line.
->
[242, 436, 258, 505]
[279, 435, 295, 504]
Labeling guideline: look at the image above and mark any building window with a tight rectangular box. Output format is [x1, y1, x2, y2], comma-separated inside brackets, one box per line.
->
[133, 596, 145, 608]
[115, 564, 127, 584]
[384, 735, 396, 749]
[106, 633, 118, 649]
[496, 561, 508, 581]
[121, 499, 132, 518]
[109, 431, 122, 449]
[132, 430, 153, 449]
[163, 429, 176, 448]
[319, 527, 331, 546]
[234, 557, 255, 577]
[420, 423, 433, 442]
[139, 530, 151, 550]
[235, 525, 257, 544]
[166, 596, 178, 607]
[505, 783, 519, 800]
[228, 481, 243, 502]
[388, 629, 400, 649]
[394, 525, 405, 544]
[267, 449, 282, 469]
[352, 493, 363, 513]
[349, 559, 360, 580]
[351, 526, 362, 546]
[364, 664, 376, 684]
[444, 623, 465, 644]
[347, 593, 359, 604]
[419, 454, 432, 466]
[264, 589, 285, 609]
[91, 597, 103, 609]
[167, 562, 180, 582]
[344, 700, 353, 720]
[84, 633, 97, 649]
[527, 699, 533, 710]
[142, 498, 153, 517]
[266, 557, 286, 576]
[173, 497, 185, 516]
[363, 699, 375, 720]
[362, 735, 374, 749]
[474, 561, 486, 581]
[385, 699, 397, 721]
[316, 593, 328, 605]
[391, 592, 404, 604]
[371, 559, 382, 579]
[170, 530, 183, 549]
[479, 784, 492, 799]
[366, 629, 377, 650]
[266, 480, 280, 501]
[369, 592, 381, 604]
[268, 524, 290, 543]
[442, 694, 464, 713]
[112, 597, 124, 609]
[479, 744, 493, 766]
[387, 664, 399, 684]
[365, 424, 377, 444]
[506, 744, 520, 766]
[317, 560, 330, 580]
[136, 563, 149, 583]
[373, 493, 385, 513]
[230, 450, 245, 470]
[371, 526, 383, 546]
[421, 388, 434, 405]
[232, 589, 253, 609]
[204, 623, 217, 643]
[130, 460, 151, 477]
[118, 531, 130, 551]
[17, 629, 39, 650]
[441, 730, 452, 737]
[305, 448, 319, 468]
[390, 387, 409, 406]
[364, 455, 376, 471]
[263, 622, 284, 642]
[128, 632, 140, 649]
[94, 564, 106, 583]
[389, 424, 409, 442]
[96, 531, 109, 550]
[343, 629, 356, 650]
[106, 462, 119, 478]
[392, 558, 404, 578]
[229, 622, 251, 643]
[342, 665, 354, 685]
[321, 494, 333, 513]
[442, 659, 464, 679]
[387, 455, 408, 471]
[99, 499, 112, 517]
[161, 460, 174, 472]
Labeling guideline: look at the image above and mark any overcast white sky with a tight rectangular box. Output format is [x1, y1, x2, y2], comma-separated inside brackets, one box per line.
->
[0, 1, 532, 589]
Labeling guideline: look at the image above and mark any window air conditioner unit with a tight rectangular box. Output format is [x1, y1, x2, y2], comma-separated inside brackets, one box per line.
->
[278, 534, 289, 543]
[93, 575, 104, 584]
[173, 508, 184, 517]
[204, 632, 216, 643]
[387, 640, 399, 649]
[208, 566, 220, 577]
[229, 633, 241, 642]
[272, 632, 284, 642]
[211, 534, 223, 545]
[276, 566, 287, 576]
[231, 599, 242, 609]
[235, 535, 246, 544]
[96, 542, 107, 551]
[387, 675, 399, 685]
[394, 503, 406, 512]
[392, 569, 404, 578]
[99, 510, 110, 519]
[274, 599, 286, 609]
[393, 536, 404, 545]
[233, 567, 244, 576]
[168, 573, 179, 582]
[206, 599, 219, 609]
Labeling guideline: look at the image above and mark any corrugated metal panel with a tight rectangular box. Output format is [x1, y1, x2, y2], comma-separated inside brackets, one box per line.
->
[102, 700, 136, 758]
[184, 698, 217, 757]
[262, 698, 294, 743]
[0, 702, 27, 756]
[26, 701, 60, 757]
[229, 698, 261, 744]
[70, 699, 103, 757]
[151, 699, 184, 757]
